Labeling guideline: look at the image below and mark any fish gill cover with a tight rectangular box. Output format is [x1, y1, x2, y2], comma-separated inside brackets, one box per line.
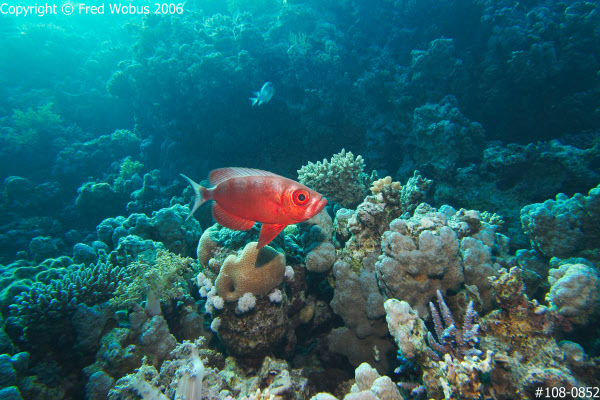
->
[0, 0, 599, 399]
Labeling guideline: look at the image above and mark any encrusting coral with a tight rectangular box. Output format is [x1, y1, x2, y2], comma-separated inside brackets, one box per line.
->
[298, 149, 369, 208]
[215, 242, 286, 302]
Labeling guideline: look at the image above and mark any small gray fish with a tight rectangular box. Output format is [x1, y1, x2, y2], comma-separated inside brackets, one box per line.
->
[249, 82, 274, 106]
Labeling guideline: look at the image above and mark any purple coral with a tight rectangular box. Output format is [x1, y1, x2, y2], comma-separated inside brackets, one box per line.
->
[427, 290, 481, 361]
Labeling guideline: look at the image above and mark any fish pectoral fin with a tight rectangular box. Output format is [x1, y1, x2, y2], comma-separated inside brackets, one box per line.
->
[212, 203, 255, 231]
[257, 223, 286, 249]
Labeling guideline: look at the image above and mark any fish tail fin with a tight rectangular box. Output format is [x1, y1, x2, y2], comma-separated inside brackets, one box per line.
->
[249, 96, 258, 106]
[180, 174, 207, 220]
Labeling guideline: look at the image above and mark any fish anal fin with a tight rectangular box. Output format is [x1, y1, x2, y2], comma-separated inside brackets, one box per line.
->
[212, 203, 255, 231]
[209, 168, 281, 186]
[258, 223, 286, 249]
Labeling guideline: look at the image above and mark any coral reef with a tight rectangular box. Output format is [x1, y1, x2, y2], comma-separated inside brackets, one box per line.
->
[384, 292, 494, 399]
[215, 242, 286, 302]
[111, 250, 194, 316]
[10, 103, 62, 147]
[298, 149, 369, 208]
[480, 267, 585, 398]
[546, 262, 600, 328]
[521, 183, 600, 261]
[408, 95, 486, 171]
[1, 0, 600, 398]
[96, 204, 201, 257]
[7, 261, 127, 342]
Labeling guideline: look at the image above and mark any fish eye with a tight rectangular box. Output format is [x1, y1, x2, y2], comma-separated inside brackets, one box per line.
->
[293, 189, 310, 206]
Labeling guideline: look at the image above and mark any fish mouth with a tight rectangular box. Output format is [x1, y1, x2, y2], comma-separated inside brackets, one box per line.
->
[308, 196, 328, 217]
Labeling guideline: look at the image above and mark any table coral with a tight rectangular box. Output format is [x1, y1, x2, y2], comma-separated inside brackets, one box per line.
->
[215, 242, 286, 302]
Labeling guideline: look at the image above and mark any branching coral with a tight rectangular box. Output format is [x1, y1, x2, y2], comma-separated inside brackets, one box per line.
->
[111, 250, 194, 315]
[8, 261, 127, 339]
[426, 290, 481, 361]
[298, 149, 368, 208]
[385, 292, 493, 400]
[370, 176, 401, 204]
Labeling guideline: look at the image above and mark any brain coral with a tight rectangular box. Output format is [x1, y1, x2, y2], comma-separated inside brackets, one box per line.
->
[215, 242, 285, 302]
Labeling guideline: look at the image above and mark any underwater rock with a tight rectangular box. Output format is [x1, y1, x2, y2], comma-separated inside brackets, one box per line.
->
[95, 204, 200, 258]
[216, 292, 290, 360]
[139, 315, 177, 363]
[71, 303, 114, 353]
[76, 182, 127, 225]
[479, 268, 583, 398]
[292, 209, 335, 273]
[330, 260, 387, 339]
[305, 242, 336, 273]
[53, 129, 141, 183]
[384, 299, 429, 364]
[375, 204, 504, 318]
[327, 327, 395, 375]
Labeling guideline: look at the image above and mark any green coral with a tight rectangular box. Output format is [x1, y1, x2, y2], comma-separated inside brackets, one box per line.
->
[119, 157, 144, 180]
[11, 103, 62, 145]
[298, 148, 369, 208]
[112, 250, 194, 315]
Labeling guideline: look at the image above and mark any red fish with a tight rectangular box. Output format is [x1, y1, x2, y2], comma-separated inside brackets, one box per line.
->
[181, 168, 328, 248]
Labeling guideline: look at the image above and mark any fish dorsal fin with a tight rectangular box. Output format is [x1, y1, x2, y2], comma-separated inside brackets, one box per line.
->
[257, 223, 286, 249]
[209, 167, 280, 186]
[212, 203, 256, 231]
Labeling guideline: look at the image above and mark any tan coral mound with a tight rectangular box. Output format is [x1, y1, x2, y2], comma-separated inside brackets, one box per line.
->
[215, 242, 285, 302]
